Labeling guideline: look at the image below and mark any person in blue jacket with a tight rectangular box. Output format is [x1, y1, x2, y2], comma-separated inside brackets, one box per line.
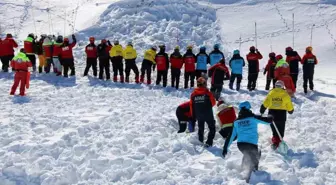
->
[209, 44, 225, 66]
[223, 101, 272, 181]
[195, 46, 210, 79]
[229, 50, 245, 91]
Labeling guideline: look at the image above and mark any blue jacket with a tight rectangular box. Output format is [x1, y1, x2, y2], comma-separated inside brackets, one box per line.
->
[225, 109, 271, 151]
[229, 54, 245, 75]
[209, 50, 224, 66]
[196, 52, 210, 70]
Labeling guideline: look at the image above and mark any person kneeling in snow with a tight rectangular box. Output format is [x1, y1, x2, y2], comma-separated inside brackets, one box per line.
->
[176, 101, 196, 133]
[10, 49, 32, 96]
[223, 101, 273, 182]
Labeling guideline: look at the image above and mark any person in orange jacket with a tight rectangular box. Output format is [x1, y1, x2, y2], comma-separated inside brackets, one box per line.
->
[301, 46, 318, 94]
[246, 46, 263, 91]
[1, 33, 18, 72]
[190, 77, 216, 147]
[10, 49, 32, 96]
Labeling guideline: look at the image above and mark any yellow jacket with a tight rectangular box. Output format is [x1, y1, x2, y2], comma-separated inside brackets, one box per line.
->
[123, 46, 137, 60]
[262, 88, 294, 111]
[110, 44, 123, 57]
[143, 49, 156, 64]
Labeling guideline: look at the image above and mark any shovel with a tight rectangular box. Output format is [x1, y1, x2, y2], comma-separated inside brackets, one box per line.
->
[272, 121, 289, 156]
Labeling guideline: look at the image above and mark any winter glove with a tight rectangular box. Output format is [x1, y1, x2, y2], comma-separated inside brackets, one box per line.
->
[72, 34, 76, 39]
[263, 70, 267, 75]
[107, 40, 112, 46]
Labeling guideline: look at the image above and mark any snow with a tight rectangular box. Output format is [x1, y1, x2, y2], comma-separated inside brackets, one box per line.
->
[0, 0, 336, 184]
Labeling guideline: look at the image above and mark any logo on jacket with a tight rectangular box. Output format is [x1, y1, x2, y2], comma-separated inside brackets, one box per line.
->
[195, 95, 205, 102]
[62, 46, 69, 51]
[238, 120, 250, 126]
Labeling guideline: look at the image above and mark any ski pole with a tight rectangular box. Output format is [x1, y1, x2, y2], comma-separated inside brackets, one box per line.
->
[292, 13, 295, 48]
[255, 22, 258, 48]
[64, 9, 67, 36]
[310, 24, 315, 46]
[239, 34, 242, 51]
[31, 7, 37, 34]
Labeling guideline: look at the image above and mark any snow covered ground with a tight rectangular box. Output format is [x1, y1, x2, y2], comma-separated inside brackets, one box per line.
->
[0, 0, 336, 184]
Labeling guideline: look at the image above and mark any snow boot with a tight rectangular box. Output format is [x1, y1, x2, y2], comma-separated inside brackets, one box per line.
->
[113, 76, 118, 82]
[135, 76, 140, 84]
[38, 67, 43, 73]
[70, 70, 75, 76]
[237, 83, 241, 91]
[125, 76, 130, 83]
[229, 82, 233, 90]
[304, 88, 308, 94]
[120, 76, 124, 83]
[147, 80, 151, 85]
[140, 75, 144, 83]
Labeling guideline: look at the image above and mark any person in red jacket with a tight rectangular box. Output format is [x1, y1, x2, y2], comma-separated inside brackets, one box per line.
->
[60, 35, 77, 77]
[208, 58, 230, 100]
[53, 36, 63, 76]
[176, 101, 196, 133]
[155, 44, 170, 87]
[10, 49, 32, 96]
[24, 33, 37, 72]
[301, 46, 318, 94]
[84, 37, 98, 77]
[246, 46, 263, 91]
[183, 45, 197, 89]
[277, 70, 296, 97]
[1, 33, 18, 72]
[170, 46, 183, 89]
[263, 52, 277, 90]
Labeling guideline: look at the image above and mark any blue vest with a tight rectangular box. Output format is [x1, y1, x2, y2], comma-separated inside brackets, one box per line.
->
[230, 58, 244, 74]
[210, 53, 223, 66]
[196, 54, 208, 70]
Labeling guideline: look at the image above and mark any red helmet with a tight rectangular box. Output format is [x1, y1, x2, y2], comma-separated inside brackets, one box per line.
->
[269, 52, 276, 58]
[250, 46, 256, 52]
[276, 54, 283, 61]
[285, 47, 293, 51]
[89, 36, 95, 42]
[64, 38, 69, 42]
[197, 77, 206, 87]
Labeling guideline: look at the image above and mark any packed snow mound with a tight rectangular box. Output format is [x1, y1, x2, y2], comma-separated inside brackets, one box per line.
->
[79, 0, 222, 53]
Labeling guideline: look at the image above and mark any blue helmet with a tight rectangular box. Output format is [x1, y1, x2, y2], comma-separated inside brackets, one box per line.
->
[214, 44, 220, 49]
[233, 50, 240, 55]
[239, 101, 251, 110]
[200, 46, 206, 51]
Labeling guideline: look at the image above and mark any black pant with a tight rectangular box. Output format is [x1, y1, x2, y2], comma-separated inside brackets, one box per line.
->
[184, 71, 195, 88]
[221, 127, 237, 153]
[45, 58, 53, 73]
[125, 59, 139, 78]
[270, 120, 286, 138]
[27, 54, 36, 71]
[303, 72, 314, 90]
[238, 142, 261, 174]
[111, 60, 123, 77]
[156, 70, 168, 87]
[247, 73, 258, 90]
[0, 55, 14, 72]
[171, 68, 181, 89]
[196, 70, 207, 79]
[84, 57, 98, 77]
[210, 84, 223, 100]
[229, 73, 242, 90]
[290, 73, 298, 88]
[99, 57, 110, 80]
[141, 60, 153, 83]
[198, 119, 216, 146]
[63, 58, 75, 77]
[265, 78, 276, 90]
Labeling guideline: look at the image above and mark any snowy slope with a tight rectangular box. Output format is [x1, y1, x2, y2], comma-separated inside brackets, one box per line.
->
[0, 0, 336, 185]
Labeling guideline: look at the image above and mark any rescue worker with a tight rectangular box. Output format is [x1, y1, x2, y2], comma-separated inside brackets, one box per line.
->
[140, 45, 157, 84]
[229, 49, 245, 91]
[97, 39, 112, 80]
[246, 46, 263, 91]
[109, 40, 124, 82]
[42, 36, 54, 73]
[195, 46, 210, 79]
[263, 52, 277, 90]
[208, 58, 230, 100]
[123, 41, 139, 83]
[170, 46, 183, 89]
[10, 49, 32, 96]
[183, 45, 197, 89]
[0, 33, 18, 72]
[52, 35, 63, 76]
[176, 101, 196, 133]
[84, 37, 98, 77]
[24, 33, 37, 72]
[260, 80, 294, 149]
[209, 44, 225, 66]
[301, 46, 318, 94]
[190, 77, 216, 147]
[285, 47, 301, 88]
[155, 44, 169, 87]
[60, 34, 77, 77]
[36, 34, 46, 73]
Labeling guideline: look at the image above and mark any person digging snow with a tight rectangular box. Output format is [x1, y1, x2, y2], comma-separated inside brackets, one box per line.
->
[190, 77, 216, 147]
[223, 101, 273, 183]
[260, 80, 294, 149]
[176, 101, 196, 133]
[10, 49, 32, 96]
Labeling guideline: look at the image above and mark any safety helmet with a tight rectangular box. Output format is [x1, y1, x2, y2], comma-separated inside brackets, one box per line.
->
[219, 58, 225, 64]
[127, 40, 133, 46]
[276, 54, 283, 61]
[159, 44, 165, 49]
[89, 36, 95, 42]
[28, 33, 34, 38]
[114, 40, 119, 45]
[250, 46, 256, 52]
[197, 77, 206, 87]
[6, 33, 13, 38]
[286, 47, 293, 51]
[269, 52, 276, 58]
[214, 44, 220, 49]
[64, 37, 69, 42]
[233, 49, 240, 55]
[200, 46, 206, 51]
[187, 45, 193, 50]
[239, 101, 251, 110]
[306, 46, 313, 52]
[151, 45, 157, 51]
[275, 80, 285, 89]
[174, 46, 180, 50]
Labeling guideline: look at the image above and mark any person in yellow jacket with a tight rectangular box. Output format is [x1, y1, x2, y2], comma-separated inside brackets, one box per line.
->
[140, 45, 157, 84]
[123, 41, 139, 83]
[260, 80, 294, 149]
[109, 40, 124, 82]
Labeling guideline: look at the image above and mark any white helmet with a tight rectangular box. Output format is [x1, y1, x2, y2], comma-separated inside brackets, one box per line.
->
[275, 80, 285, 89]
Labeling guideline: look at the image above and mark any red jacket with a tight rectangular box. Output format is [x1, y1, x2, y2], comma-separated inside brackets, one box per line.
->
[274, 66, 290, 80]
[60, 42, 76, 59]
[217, 105, 236, 128]
[170, 56, 183, 69]
[0, 39, 3, 57]
[208, 63, 230, 85]
[1, 37, 18, 56]
[53, 43, 62, 57]
[155, 53, 169, 71]
[11, 53, 32, 71]
[43, 45, 53, 59]
[178, 102, 192, 118]
[85, 44, 97, 58]
[264, 59, 276, 78]
[184, 55, 196, 72]
[246, 52, 263, 73]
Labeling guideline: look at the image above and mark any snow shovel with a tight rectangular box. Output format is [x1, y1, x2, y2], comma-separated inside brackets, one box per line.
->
[272, 121, 289, 155]
[26, 72, 30, 89]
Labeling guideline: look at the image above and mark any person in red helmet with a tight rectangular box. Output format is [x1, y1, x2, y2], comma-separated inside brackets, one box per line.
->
[10, 49, 32, 96]
[97, 39, 112, 80]
[60, 34, 77, 77]
[263, 52, 277, 90]
[246, 46, 263, 91]
[285, 47, 301, 88]
[1, 33, 18, 72]
[208, 58, 230, 100]
[84, 36, 98, 77]
[301, 46, 318, 94]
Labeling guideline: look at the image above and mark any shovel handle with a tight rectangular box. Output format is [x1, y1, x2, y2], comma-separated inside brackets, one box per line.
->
[271, 121, 284, 141]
